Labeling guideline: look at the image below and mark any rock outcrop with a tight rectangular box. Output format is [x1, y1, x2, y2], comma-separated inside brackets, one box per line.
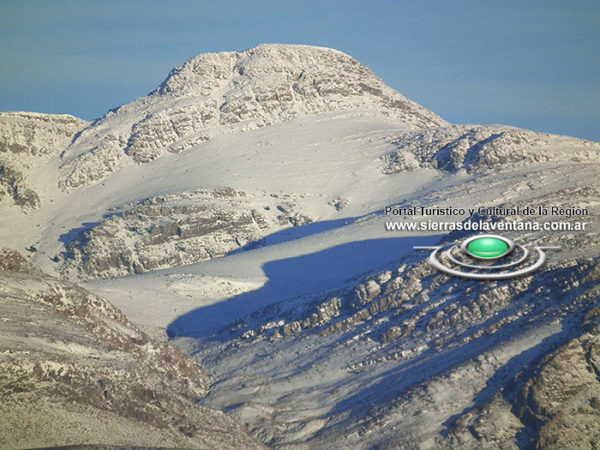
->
[0, 249, 263, 449]
[445, 302, 600, 449]
[0, 112, 89, 210]
[381, 125, 600, 174]
[0, 161, 40, 210]
[60, 44, 448, 189]
[0, 112, 88, 158]
[60, 188, 314, 279]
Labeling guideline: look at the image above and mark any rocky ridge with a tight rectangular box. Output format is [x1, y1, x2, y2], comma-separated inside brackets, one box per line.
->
[0, 112, 89, 210]
[60, 187, 315, 280]
[0, 112, 88, 158]
[0, 249, 263, 449]
[381, 124, 600, 174]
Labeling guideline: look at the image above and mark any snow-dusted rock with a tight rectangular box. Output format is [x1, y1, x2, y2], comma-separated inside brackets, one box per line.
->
[60, 44, 448, 188]
[0, 249, 264, 449]
[0, 112, 89, 209]
[382, 124, 600, 174]
[0, 112, 88, 157]
[1, 42, 599, 450]
[60, 188, 314, 279]
[0, 161, 40, 210]
[445, 298, 600, 449]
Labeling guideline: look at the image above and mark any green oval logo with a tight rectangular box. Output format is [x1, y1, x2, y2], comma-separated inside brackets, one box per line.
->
[466, 237, 509, 259]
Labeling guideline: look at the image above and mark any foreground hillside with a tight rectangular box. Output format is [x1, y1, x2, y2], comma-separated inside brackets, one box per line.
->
[0, 249, 263, 449]
[1, 44, 599, 448]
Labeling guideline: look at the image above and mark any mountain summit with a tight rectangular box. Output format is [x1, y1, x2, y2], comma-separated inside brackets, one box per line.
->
[1, 43, 600, 449]
[60, 44, 447, 188]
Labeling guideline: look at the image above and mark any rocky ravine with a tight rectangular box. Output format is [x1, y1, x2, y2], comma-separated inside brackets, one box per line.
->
[0, 249, 263, 449]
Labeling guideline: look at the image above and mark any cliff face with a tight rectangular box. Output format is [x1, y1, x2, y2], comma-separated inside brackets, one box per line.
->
[0, 112, 88, 158]
[0, 249, 263, 449]
[445, 303, 600, 449]
[60, 188, 314, 280]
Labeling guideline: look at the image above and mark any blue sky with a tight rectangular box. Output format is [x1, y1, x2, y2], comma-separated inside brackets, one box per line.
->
[1, 0, 598, 140]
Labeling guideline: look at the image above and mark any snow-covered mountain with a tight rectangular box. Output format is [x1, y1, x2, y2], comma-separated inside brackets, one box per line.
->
[1, 44, 599, 448]
[59, 44, 447, 190]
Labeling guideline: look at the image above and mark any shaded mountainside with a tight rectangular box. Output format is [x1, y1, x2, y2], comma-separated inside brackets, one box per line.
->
[164, 158, 600, 448]
[0, 249, 263, 449]
[179, 244, 600, 449]
[446, 304, 600, 449]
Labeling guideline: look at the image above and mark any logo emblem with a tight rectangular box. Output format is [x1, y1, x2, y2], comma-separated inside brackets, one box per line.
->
[414, 234, 559, 280]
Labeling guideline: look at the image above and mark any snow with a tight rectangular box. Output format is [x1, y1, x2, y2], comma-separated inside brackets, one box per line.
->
[1, 43, 599, 448]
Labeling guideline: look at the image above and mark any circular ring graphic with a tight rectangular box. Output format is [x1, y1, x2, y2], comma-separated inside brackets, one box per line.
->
[414, 234, 560, 280]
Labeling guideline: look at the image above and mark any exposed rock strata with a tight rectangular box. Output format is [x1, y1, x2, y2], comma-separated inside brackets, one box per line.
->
[0, 249, 263, 449]
[60, 188, 314, 279]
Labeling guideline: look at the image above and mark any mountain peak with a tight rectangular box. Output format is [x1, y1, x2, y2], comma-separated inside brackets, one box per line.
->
[60, 44, 448, 189]
[153, 44, 360, 96]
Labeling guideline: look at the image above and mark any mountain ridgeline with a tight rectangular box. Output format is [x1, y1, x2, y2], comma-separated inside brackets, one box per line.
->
[1, 44, 599, 449]
[59, 44, 448, 189]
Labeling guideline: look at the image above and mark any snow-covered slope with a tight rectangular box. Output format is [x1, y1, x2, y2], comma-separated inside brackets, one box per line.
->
[58, 44, 447, 189]
[1, 43, 599, 448]
[0, 112, 89, 210]
[87, 156, 597, 448]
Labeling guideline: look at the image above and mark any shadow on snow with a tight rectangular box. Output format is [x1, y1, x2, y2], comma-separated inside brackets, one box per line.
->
[167, 234, 441, 341]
